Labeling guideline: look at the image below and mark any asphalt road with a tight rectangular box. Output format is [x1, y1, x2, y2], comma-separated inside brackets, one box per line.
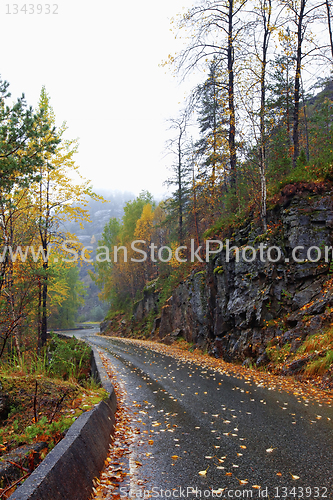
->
[67, 329, 333, 499]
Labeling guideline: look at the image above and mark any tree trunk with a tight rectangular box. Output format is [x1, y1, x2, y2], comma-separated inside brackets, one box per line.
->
[292, 0, 306, 168]
[40, 246, 48, 347]
[37, 277, 42, 352]
[326, 0, 333, 60]
[228, 0, 237, 190]
[192, 165, 200, 259]
[39, 165, 50, 348]
[258, 0, 271, 231]
[301, 78, 310, 160]
[178, 134, 183, 246]
[286, 58, 291, 145]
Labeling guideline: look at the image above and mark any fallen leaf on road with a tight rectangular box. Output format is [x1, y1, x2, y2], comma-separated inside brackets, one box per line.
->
[199, 467, 209, 476]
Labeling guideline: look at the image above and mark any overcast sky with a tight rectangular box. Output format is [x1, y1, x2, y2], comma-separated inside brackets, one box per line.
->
[0, 0, 197, 199]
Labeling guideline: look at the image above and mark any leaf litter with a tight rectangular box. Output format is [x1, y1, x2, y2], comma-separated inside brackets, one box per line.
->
[90, 337, 324, 497]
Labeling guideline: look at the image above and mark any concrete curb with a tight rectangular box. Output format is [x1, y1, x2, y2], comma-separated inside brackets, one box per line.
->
[9, 345, 116, 500]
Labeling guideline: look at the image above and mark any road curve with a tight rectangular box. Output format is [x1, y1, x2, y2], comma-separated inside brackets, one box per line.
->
[71, 330, 333, 499]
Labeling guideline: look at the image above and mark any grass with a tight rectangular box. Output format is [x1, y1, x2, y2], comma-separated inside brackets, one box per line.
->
[1, 334, 91, 381]
[304, 350, 333, 376]
[265, 341, 291, 364]
[0, 335, 107, 470]
[298, 326, 333, 355]
[264, 325, 333, 380]
[175, 338, 196, 352]
[0, 375, 105, 451]
[296, 325, 333, 377]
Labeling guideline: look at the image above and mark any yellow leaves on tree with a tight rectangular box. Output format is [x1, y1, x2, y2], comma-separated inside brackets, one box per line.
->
[134, 204, 154, 243]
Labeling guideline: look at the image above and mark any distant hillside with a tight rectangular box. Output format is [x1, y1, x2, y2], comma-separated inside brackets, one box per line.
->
[64, 190, 134, 322]
[307, 79, 333, 107]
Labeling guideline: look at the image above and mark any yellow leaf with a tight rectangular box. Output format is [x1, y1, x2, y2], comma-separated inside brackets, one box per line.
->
[199, 466, 209, 476]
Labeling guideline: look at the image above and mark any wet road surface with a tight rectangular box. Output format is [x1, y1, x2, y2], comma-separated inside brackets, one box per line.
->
[66, 329, 333, 498]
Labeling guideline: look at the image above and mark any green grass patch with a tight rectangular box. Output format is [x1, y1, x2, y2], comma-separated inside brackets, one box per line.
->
[266, 342, 291, 364]
[304, 350, 333, 376]
[297, 326, 333, 355]
[0, 335, 107, 458]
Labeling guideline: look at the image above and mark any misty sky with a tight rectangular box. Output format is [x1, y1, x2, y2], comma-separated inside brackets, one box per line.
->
[0, 0, 197, 199]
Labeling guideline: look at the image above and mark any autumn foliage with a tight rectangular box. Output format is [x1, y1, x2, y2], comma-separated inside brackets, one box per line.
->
[0, 82, 100, 358]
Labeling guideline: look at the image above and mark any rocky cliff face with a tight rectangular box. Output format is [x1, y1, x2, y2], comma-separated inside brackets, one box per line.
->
[156, 189, 333, 364]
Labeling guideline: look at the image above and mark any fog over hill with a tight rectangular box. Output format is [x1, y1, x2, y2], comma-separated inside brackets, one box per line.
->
[64, 190, 134, 322]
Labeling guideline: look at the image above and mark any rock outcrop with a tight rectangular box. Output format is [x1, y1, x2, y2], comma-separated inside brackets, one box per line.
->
[133, 279, 160, 322]
[157, 190, 333, 362]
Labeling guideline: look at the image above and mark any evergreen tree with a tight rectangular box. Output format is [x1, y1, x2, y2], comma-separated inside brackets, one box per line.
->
[195, 58, 228, 191]
[265, 51, 295, 180]
[0, 77, 58, 195]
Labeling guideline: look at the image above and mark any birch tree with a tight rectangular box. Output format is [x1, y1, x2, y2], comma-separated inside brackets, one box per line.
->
[169, 0, 248, 191]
